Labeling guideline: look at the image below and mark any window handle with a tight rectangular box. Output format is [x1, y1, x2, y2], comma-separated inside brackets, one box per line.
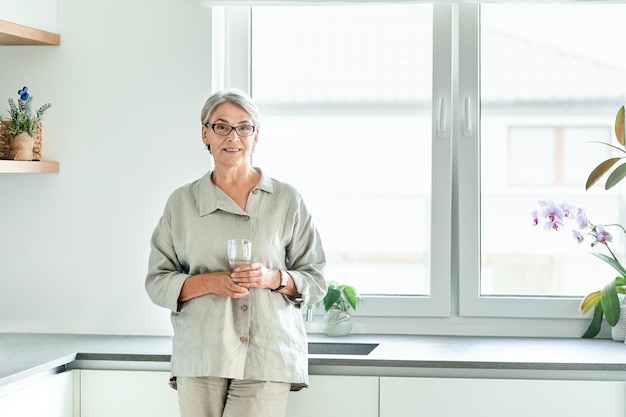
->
[463, 96, 472, 136]
[437, 97, 446, 137]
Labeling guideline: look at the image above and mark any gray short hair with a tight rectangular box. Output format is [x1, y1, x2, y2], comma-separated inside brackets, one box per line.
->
[200, 89, 261, 128]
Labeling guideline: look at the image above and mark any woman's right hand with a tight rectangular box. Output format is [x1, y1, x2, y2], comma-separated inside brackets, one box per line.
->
[178, 271, 249, 302]
[210, 271, 250, 298]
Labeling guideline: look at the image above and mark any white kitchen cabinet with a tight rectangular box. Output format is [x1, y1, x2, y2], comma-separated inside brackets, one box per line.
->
[286, 375, 378, 417]
[380, 376, 626, 417]
[80, 370, 178, 417]
[0, 371, 74, 417]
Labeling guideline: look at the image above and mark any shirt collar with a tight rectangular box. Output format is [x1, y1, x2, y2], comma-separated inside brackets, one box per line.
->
[198, 168, 273, 216]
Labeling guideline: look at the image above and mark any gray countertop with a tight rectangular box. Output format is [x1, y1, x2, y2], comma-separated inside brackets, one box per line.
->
[2, 333, 626, 390]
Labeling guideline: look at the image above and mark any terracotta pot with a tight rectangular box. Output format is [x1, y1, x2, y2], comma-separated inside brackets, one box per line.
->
[9, 132, 35, 161]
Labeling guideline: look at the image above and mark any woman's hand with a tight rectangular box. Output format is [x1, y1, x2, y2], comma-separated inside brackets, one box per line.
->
[179, 271, 249, 302]
[230, 262, 278, 290]
[211, 271, 250, 298]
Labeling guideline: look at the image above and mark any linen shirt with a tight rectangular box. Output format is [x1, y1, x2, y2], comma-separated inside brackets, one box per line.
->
[145, 168, 326, 390]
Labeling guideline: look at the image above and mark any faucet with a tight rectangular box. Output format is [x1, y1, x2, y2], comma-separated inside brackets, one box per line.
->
[305, 304, 314, 322]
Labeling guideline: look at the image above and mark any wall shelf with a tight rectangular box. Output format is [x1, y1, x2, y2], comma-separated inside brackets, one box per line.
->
[0, 19, 60, 45]
[0, 160, 59, 173]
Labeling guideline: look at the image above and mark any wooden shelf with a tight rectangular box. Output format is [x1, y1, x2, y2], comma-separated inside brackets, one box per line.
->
[0, 19, 60, 45]
[0, 160, 59, 173]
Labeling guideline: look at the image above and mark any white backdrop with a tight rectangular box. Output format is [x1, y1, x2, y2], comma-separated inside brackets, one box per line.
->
[0, 0, 58, 32]
[0, 0, 212, 335]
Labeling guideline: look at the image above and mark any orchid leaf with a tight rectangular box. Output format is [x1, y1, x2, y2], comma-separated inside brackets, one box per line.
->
[601, 279, 620, 327]
[581, 302, 604, 338]
[615, 276, 626, 287]
[605, 162, 626, 190]
[579, 290, 601, 315]
[585, 157, 621, 190]
[615, 105, 625, 147]
[590, 252, 626, 277]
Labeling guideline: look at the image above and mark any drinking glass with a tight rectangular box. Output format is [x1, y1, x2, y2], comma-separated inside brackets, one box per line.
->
[227, 239, 252, 272]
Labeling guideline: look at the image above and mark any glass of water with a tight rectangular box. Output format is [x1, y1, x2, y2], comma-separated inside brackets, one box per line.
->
[227, 239, 252, 272]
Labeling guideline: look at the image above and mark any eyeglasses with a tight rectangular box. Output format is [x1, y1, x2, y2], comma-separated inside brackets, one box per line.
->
[204, 123, 257, 137]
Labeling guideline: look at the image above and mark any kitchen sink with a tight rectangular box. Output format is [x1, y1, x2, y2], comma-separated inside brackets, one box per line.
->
[307, 342, 379, 355]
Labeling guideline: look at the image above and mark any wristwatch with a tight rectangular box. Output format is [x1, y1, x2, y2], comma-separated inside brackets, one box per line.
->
[272, 270, 289, 292]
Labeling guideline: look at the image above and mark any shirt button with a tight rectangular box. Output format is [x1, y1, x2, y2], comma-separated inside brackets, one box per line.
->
[252, 189, 258, 194]
[241, 305, 248, 312]
[240, 336, 248, 343]
[243, 215, 250, 221]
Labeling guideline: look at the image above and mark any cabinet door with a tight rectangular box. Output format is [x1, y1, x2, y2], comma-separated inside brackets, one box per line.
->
[0, 371, 74, 417]
[286, 375, 378, 417]
[81, 370, 178, 417]
[380, 376, 626, 417]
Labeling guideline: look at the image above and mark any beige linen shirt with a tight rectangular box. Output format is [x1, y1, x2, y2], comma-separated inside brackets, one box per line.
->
[145, 168, 326, 390]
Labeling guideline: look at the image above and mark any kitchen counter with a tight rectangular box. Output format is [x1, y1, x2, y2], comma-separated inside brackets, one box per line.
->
[2, 333, 626, 393]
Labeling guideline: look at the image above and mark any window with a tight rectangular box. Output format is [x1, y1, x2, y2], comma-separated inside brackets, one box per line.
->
[251, 5, 433, 297]
[249, 4, 452, 317]
[460, 2, 626, 317]
[213, 1, 626, 332]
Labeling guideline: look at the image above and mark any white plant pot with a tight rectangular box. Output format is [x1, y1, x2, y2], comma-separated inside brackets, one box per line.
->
[610, 303, 626, 342]
[324, 310, 353, 336]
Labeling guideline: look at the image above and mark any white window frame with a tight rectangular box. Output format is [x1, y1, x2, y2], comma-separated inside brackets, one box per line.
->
[456, 3, 587, 320]
[212, 4, 453, 318]
[205, 2, 604, 334]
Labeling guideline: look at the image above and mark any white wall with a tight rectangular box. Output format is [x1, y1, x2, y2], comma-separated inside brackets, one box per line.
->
[0, 0, 212, 335]
[0, 0, 58, 32]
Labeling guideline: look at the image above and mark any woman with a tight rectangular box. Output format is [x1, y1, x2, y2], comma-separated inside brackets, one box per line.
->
[145, 89, 327, 417]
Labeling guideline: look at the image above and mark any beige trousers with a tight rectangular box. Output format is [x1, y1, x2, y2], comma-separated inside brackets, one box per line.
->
[177, 377, 291, 417]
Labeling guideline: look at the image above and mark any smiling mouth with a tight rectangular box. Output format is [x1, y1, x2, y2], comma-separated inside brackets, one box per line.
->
[224, 148, 242, 152]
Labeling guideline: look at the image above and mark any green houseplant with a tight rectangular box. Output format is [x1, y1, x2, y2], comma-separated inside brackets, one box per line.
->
[318, 282, 362, 336]
[533, 106, 626, 339]
[580, 105, 626, 338]
[533, 200, 626, 338]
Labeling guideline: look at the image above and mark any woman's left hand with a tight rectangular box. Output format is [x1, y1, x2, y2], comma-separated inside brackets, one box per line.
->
[230, 262, 277, 289]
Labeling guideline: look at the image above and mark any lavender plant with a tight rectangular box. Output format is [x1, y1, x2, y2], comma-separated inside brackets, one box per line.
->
[5, 86, 51, 136]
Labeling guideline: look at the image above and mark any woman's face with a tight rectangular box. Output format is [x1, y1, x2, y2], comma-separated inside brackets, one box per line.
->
[202, 102, 258, 168]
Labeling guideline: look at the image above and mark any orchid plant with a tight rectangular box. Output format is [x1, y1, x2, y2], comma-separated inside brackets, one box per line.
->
[532, 106, 626, 338]
[5, 86, 52, 136]
[532, 200, 626, 338]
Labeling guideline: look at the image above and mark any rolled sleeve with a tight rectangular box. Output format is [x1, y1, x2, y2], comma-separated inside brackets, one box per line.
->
[145, 205, 190, 312]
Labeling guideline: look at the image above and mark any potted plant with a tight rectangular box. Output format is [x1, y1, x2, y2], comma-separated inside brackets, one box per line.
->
[4, 86, 51, 161]
[533, 200, 626, 339]
[533, 106, 626, 339]
[318, 281, 362, 336]
[579, 105, 626, 339]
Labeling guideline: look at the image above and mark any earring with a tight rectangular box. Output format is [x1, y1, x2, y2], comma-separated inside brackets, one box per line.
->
[206, 144, 211, 154]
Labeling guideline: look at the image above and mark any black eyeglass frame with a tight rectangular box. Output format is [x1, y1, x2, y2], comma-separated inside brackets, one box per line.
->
[204, 122, 257, 137]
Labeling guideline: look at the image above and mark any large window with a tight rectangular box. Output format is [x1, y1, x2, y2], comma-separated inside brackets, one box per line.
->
[251, 5, 433, 297]
[461, 2, 626, 317]
[241, 4, 452, 317]
[213, 2, 626, 331]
